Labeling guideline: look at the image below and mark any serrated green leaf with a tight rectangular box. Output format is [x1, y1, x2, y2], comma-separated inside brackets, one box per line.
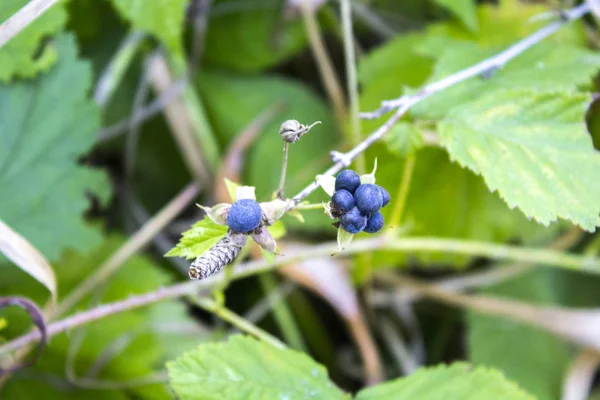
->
[196, 71, 337, 231]
[167, 217, 228, 259]
[384, 122, 425, 156]
[0, 0, 68, 82]
[204, 1, 308, 72]
[438, 89, 600, 231]
[111, 0, 187, 58]
[0, 34, 110, 261]
[356, 363, 535, 400]
[167, 335, 350, 400]
[434, 0, 478, 32]
[468, 269, 571, 400]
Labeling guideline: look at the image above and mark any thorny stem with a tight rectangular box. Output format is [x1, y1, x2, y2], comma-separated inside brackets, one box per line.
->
[276, 142, 289, 199]
[2, 236, 599, 355]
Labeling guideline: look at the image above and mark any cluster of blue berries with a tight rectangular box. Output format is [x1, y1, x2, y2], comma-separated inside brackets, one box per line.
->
[331, 170, 389, 234]
[226, 199, 263, 233]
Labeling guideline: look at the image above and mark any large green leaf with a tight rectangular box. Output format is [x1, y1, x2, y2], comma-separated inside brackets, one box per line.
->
[0, 34, 110, 261]
[356, 363, 535, 400]
[166, 217, 228, 260]
[434, 0, 478, 32]
[204, 0, 308, 72]
[196, 71, 337, 231]
[468, 270, 571, 400]
[167, 335, 349, 400]
[111, 0, 187, 58]
[0, 0, 68, 82]
[438, 89, 600, 230]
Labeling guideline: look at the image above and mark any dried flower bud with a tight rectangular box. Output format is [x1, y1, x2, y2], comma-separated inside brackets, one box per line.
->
[188, 231, 247, 280]
[279, 120, 321, 143]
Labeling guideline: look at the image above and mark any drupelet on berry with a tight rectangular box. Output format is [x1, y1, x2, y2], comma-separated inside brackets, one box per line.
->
[364, 212, 384, 233]
[340, 207, 367, 234]
[226, 199, 263, 233]
[335, 170, 361, 194]
[354, 183, 383, 215]
[331, 189, 355, 213]
[376, 185, 390, 207]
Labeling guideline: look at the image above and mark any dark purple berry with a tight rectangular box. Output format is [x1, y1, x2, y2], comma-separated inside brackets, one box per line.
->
[335, 170, 361, 194]
[227, 199, 262, 233]
[354, 184, 383, 215]
[365, 212, 384, 233]
[331, 190, 355, 213]
[340, 207, 367, 234]
[376, 185, 390, 207]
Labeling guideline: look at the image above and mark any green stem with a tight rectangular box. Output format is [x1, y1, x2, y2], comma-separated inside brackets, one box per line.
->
[189, 296, 286, 350]
[388, 154, 416, 229]
[293, 203, 325, 211]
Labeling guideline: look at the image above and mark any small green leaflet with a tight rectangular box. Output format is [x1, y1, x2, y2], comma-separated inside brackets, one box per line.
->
[0, 0, 67, 82]
[167, 335, 350, 400]
[438, 88, 600, 231]
[166, 217, 228, 260]
[434, 0, 478, 32]
[355, 363, 535, 400]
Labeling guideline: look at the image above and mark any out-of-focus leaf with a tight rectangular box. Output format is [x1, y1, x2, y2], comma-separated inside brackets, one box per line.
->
[196, 71, 337, 231]
[167, 335, 350, 400]
[383, 122, 425, 157]
[204, 0, 307, 71]
[166, 217, 228, 260]
[0, 0, 68, 82]
[0, 34, 111, 261]
[111, 0, 187, 58]
[468, 270, 571, 400]
[434, 0, 478, 32]
[356, 363, 535, 400]
[439, 89, 600, 231]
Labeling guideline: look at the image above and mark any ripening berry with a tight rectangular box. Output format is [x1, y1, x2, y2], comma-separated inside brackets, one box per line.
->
[354, 184, 383, 215]
[335, 170, 361, 194]
[376, 185, 390, 207]
[364, 212, 384, 233]
[340, 207, 367, 234]
[331, 190, 355, 213]
[227, 199, 263, 233]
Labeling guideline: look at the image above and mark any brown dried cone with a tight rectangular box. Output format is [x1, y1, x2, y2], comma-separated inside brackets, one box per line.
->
[188, 230, 248, 280]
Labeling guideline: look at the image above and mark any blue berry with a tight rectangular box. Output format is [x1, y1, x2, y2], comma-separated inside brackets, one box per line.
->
[227, 199, 262, 233]
[331, 190, 355, 213]
[335, 170, 361, 194]
[354, 184, 383, 215]
[376, 185, 390, 207]
[365, 212, 384, 233]
[340, 207, 367, 234]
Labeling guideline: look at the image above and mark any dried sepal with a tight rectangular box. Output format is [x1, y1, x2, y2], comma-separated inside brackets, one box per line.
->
[260, 198, 293, 225]
[360, 158, 378, 184]
[188, 231, 247, 280]
[252, 227, 277, 253]
[324, 201, 335, 219]
[197, 203, 230, 226]
[235, 185, 256, 201]
[316, 174, 336, 196]
[224, 178, 238, 202]
[336, 227, 354, 252]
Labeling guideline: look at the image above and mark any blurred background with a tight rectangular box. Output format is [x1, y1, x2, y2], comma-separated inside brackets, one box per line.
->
[1, 0, 600, 399]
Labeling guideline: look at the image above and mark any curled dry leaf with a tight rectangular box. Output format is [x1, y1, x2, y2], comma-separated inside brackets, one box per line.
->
[0, 219, 56, 302]
[0, 297, 47, 375]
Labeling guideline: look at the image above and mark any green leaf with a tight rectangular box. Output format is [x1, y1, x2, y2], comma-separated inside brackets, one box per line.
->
[166, 217, 228, 260]
[167, 335, 350, 400]
[383, 122, 425, 156]
[434, 0, 478, 32]
[438, 89, 600, 231]
[111, 0, 187, 58]
[356, 363, 535, 400]
[0, 34, 110, 261]
[196, 71, 337, 231]
[0, 0, 68, 82]
[468, 269, 571, 400]
[204, 1, 308, 72]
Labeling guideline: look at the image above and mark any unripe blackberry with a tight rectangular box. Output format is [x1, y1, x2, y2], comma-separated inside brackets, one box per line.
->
[364, 212, 384, 233]
[376, 185, 390, 207]
[354, 184, 383, 215]
[335, 170, 361, 194]
[340, 207, 367, 234]
[226, 199, 262, 233]
[331, 190, 355, 213]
